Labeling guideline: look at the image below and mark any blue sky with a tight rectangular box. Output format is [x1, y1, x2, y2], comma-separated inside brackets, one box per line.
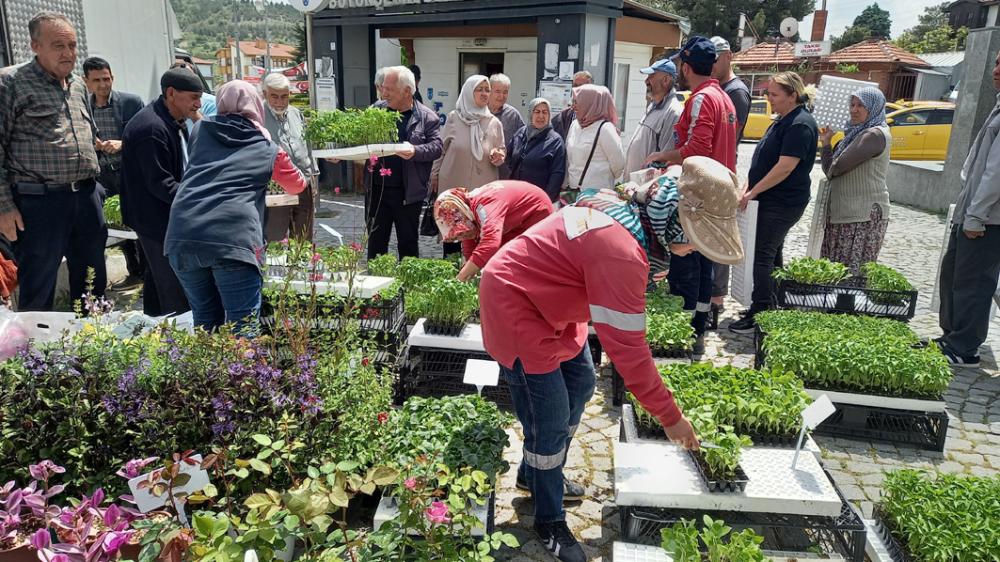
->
[801, 0, 944, 40]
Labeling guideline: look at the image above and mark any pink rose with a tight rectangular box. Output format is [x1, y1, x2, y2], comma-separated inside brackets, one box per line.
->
[404, 478, 416, 490]
[424, 501, 451, 525]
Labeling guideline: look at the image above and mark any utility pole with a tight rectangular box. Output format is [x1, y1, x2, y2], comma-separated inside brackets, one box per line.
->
[233, 0, 243, 79]
[254, 0, 271, 75]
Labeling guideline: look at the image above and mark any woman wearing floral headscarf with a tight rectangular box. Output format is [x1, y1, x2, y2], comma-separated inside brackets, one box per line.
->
[431, 75, 506, 254]
[433, 181, 553, 281]
[563, 85, 625, 202]
[165, 80, 307, 336]
[818, 86, 891, 273]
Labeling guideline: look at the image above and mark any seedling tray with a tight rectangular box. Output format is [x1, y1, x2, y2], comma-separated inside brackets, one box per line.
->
[396, 345, 513, 411]
[870, 508, 915, 562]
[621, 404, 806, 450]
[612, 542, 848, 562]
[687, 449, 749, 493]
[422, 320, 467, 337]
[775, 278, 917, 321]
[618, 487, 866, 562]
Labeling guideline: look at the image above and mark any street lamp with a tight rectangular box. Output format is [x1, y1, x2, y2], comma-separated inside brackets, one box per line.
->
[254, 0, 272, 76]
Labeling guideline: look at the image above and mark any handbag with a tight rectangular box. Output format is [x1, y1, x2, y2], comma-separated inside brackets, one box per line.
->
[419, 198, 439, 237]
[576, 120, 608, 189]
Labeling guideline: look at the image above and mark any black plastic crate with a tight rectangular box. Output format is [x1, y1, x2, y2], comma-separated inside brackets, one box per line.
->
[396, 346, 513, 411]
[872, 507, 915, 562]
[814, 402, 949, 452]
[621, 404, 800, 448]
[688, 449, 749, 493]
[775, 278, 917, 321]
[619, 479, 866, 562]
[423, 320, 466, 337]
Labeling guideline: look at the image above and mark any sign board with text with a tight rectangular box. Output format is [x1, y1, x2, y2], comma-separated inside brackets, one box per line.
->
[794, 41, 831, 58]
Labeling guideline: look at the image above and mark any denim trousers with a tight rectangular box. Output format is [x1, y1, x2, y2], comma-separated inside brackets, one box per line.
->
[168, 253, 262, 337]
[667, 251, 714, 334]
[502, 343, 596, 523]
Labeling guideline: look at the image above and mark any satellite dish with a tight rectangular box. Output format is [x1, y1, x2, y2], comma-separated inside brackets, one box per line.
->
[780, 17, 799, 38]
[289, 0, 330, 13]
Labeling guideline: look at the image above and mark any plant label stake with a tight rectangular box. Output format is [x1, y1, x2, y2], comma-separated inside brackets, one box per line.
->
[792, 394, 836, 469]
[319, 224, 345, 245]
[127, 454, 210, 527]
[463, 359, 500, 396]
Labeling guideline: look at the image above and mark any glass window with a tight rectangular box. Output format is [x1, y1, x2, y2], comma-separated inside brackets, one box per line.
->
[613, 62, 630, 132]
[893, 109, 932, 126]
[749, 100, 769, 114]
[928, 109, 954, 125]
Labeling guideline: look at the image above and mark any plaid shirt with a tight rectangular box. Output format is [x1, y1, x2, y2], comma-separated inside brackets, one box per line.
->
[91, 92, 122, 172]
[0, 59, 100, 213]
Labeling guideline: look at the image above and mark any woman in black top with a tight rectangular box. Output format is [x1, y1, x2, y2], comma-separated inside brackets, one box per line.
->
[730, 71, 819, 334]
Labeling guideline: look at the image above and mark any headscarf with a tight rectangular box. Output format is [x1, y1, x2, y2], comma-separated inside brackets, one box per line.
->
[216, 80, 270, 140]
[573, 85, 619, 128]
[834, 86, 886, 159]
[632, 176, 682, 273]
[434, 188, 478, 242]
[454, 74, 493, 160]
[526, 97, 552, 142]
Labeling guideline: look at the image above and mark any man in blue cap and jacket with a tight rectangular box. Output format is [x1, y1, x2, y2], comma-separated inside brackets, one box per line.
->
[624, 58, 683, 177]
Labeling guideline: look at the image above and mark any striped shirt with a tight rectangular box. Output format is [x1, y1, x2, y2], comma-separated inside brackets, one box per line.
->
[0, 59, 100, 213]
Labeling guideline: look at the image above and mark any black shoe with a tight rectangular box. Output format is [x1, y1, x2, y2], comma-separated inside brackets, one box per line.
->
[534, 521, 586, 562]
[516, 475, 586, 501]
[729, 315, 757, 334]
[691, 335, 706, 359]
[111, 274, 142, 290]
[940, 344, 981, 368]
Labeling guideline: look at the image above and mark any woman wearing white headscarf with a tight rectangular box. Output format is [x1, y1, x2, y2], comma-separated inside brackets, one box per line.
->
[431, 75, 506, 254]
[818, 86, 891, 273]
[165, 80, 307, 336]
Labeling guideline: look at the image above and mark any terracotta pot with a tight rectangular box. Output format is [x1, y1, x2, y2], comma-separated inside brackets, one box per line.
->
[0, 545, 38, 562]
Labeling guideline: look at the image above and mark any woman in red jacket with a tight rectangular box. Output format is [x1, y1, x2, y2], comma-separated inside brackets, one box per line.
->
[433, 180, 554, 281]
[479, 157, 741, 562]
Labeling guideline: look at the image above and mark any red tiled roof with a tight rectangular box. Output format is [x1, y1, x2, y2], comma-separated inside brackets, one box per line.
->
[190, 56, 213, 65]
[236, 40, 296, 58]
[823, 39, 929, 67]
[732, 42, 801, 66]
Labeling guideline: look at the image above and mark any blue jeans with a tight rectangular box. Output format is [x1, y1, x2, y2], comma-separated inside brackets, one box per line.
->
[667, 251, 714, 335]
[168, 254, 262, 337]
[502, 343, 596, 523]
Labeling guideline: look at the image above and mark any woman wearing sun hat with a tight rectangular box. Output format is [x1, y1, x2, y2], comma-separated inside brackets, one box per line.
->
[433, 180, 554, 281]
[478, 155, 740, 562]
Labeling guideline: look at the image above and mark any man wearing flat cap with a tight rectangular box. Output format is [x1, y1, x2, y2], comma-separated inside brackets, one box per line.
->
[120, 68, 203, 316]
[624, 58, 683, 177]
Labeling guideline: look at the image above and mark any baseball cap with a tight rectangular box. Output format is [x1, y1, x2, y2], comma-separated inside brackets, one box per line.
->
[639, 58, 677, 78]
[710, 36, 731, 52]
[671, 36, 718, 68]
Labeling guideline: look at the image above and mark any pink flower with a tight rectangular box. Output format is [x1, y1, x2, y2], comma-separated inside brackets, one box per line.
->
[368, 155, 379, 165]
[310, 253, 322, 265]
[404, 478, 417, 490]
[424, 501, 451, 525]
[334, 187, 341, 194]
[116, 457, 158, 479]
[349, 242, 362, 252]
[280, 237, 289, 246]
[30, 528, 50, 551]
[379, 167, 392, 177]
[102, 530, 132, 554]
[28, 460, 65, 482]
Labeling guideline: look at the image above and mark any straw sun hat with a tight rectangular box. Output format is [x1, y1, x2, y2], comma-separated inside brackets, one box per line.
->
[676, 156, 744, 265]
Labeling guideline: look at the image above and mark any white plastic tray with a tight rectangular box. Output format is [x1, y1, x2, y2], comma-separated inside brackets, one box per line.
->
[805, 388, 947, 413]
[262, 275, 394, 299]
[107, 228, 138, 241]
[615, 441, 843, 517]
[312, 142, 412, 161]
[373, 494, 489, 537]
[612, 543, 846, 562]
[863, 519, 895, 562]
[407, 318, 486, 352]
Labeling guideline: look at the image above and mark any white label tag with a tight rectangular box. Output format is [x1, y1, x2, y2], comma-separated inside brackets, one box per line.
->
[128, 455, 211, 514]
[463, 359, 500, 388]
[801, 394, 836, 430]
[562, 207, 614, 240]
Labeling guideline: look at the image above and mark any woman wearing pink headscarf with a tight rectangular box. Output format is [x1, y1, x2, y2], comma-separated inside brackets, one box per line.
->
[562, 85, 624, 203]
[165, 80, 307, 336]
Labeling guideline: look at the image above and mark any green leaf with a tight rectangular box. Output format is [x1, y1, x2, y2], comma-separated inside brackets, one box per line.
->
[252, 434, 273, 447]
[249, 458, 272, 475]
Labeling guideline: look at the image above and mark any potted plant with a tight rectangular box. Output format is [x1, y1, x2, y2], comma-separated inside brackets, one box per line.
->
[414, 278, 479, 336]
[772, 257, 850, 303]
[661, 515, 767, 561]
[103, 196, 126, 231]
[862, 262, 914, 311]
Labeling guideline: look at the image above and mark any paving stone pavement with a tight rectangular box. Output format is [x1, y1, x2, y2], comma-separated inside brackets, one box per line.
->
[315, 143, 1000, 561]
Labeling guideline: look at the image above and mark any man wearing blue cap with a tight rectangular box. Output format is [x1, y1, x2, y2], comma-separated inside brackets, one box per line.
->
[624, 58, 683, 176]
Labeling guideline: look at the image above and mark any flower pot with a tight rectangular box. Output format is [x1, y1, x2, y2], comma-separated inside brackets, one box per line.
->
[0, 546, 37, 562]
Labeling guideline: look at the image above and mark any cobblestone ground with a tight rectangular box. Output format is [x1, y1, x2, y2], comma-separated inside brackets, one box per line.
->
[315, 144, 1000, 561]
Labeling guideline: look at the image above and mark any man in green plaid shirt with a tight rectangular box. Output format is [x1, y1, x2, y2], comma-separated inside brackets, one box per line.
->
[0, 12, 106, 310]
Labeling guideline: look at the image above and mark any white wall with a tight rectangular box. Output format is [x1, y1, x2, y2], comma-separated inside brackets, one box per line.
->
[412, 37, 537, 123]
[613, 41, 653, 142]
[375, 31, 402, 70]
[83, 0, 174, 102]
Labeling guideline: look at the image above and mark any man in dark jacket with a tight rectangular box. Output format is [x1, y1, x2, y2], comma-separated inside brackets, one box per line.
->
[364, 65, 442, 259]
[83, 56, 145, 284]
[120, 68, 202, 316]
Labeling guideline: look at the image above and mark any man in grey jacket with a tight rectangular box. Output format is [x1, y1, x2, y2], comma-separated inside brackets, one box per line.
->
[937, 50, 1000, 367]
[261, 72, 319, 241]
[488, 73, 525, 179]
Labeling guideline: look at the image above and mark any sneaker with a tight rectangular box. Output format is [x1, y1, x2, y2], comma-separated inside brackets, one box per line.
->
[534, 521, 586, 562]
[940, 344, 981, 368]
[516, 475, 586, 501]
[728, 314, 758, 334]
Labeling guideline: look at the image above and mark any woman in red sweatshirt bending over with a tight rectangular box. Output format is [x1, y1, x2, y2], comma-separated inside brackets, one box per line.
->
[480, 156, 742, 562]
[433, 180, 554, 281]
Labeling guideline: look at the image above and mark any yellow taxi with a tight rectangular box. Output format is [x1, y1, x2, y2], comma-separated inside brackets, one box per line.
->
[883, 105, 954, 161]
[675, 90, 691, 104]
[742, 97, 774, 140]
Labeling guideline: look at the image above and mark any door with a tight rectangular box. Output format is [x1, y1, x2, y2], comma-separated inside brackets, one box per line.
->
[923, 108, 954, 161]
[889, 108, 933, 160]
[503, 51, 537, 123]
[459, 52, 505, 83]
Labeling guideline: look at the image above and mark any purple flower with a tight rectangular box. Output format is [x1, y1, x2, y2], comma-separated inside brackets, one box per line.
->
[116, 457, 158, 480]
[102, 504, 121, 528]
[101, 530, 132, 554]
[30, 528, 50, 550]
[28, 461, 65, 482]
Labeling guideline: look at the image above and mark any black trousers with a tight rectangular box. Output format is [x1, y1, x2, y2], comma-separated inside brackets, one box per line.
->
[750, 203, 807, 314]
[13, 182, 107, 311]
[365, 183, 422, 259]
[667, 251, 714, 335]
[136, 234, 190, 317]
[939, 224, 1000, 357]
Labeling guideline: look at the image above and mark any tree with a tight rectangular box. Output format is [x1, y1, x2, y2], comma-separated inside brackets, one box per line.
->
[831, 25, 873, 51]
[853, 3, 892, 39]
[893, 3, 967, 53]
[646, 0, 815, 49]
[292, 22, 307, 64]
